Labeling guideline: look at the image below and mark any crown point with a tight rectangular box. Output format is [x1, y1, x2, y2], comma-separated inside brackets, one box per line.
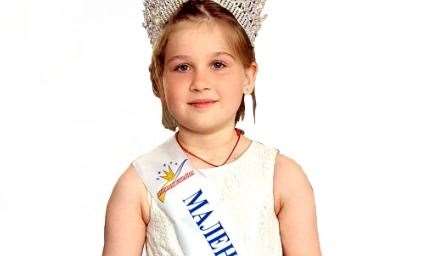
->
[143, 0, 268, 47]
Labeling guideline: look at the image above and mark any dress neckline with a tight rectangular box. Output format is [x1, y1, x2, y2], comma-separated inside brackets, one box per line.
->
[170, 134, 255, 173]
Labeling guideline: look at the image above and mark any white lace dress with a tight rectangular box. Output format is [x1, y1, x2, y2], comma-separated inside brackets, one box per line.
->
[132, 135, 283, 256]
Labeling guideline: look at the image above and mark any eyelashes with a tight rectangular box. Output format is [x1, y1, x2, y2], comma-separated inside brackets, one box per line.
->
[173, 60, 227, 72]
[174, 64, 189, 72]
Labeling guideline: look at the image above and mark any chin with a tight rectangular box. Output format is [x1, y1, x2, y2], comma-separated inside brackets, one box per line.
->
[179, 120, 220, 133]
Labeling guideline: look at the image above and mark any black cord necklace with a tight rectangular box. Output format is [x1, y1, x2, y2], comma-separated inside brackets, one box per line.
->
[175, 128, 243, 167]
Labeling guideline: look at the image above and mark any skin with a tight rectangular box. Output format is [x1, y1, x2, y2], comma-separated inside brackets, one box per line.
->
[103, 19, 322, 256]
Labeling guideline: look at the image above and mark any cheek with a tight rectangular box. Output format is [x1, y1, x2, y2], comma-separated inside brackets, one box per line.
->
[163, 74, 183, 99]
[164, 89, 181, 106]
[163, 86, 187, 114]
[218, 85, 244, 108]
[219, 77, 243, 96]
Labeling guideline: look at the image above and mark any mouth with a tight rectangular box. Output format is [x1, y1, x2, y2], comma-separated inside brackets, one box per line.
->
[188, 100, 217, 109]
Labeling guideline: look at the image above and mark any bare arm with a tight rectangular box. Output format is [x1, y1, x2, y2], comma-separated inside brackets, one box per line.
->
[102, 164, 149, 256]
[274, 154, 322, 256]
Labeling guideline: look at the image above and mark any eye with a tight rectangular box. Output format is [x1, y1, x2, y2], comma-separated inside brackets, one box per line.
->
[174, 63, 190, 72]
[212, 60, 227, 70]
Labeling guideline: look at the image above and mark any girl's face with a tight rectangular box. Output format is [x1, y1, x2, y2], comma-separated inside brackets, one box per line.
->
[162, 20, 257, 133]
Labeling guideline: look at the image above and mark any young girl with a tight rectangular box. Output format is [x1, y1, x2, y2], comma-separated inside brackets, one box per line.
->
[103, 1, 321, 255]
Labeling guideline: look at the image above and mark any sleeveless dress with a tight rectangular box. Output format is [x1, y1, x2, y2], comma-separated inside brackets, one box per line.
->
[132, 133, 283, 256]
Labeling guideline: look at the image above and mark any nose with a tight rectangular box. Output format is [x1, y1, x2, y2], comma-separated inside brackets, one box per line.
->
[189, 68, 211, 92]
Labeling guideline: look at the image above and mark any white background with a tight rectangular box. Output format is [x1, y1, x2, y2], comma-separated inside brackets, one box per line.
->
[1, 0, 432, 255]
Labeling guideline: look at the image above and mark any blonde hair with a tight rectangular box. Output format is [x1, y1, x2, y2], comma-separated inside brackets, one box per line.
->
[148, 0, 257, 131]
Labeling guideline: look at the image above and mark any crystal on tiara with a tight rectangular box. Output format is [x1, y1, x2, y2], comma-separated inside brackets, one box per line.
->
[142, 0, 268, 48]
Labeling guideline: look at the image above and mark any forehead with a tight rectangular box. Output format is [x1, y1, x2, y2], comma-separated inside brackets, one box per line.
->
[165, 20, 235, 60]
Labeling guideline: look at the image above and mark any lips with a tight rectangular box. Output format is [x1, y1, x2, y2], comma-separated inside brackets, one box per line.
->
[188, 99, 217, 108]
[188, 99, 217, 104]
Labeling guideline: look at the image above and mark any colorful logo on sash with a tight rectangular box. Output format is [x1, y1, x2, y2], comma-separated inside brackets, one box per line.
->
[156, 159, 194, 203]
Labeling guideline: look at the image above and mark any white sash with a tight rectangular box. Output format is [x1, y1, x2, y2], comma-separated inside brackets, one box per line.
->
[138, 134, 244, 255]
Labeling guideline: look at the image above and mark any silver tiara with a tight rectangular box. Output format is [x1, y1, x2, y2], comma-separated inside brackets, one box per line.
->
[142, 0, 268, 48]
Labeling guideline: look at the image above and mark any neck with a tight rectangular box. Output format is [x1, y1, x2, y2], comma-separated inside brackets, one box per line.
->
[176, 124, 240, 160]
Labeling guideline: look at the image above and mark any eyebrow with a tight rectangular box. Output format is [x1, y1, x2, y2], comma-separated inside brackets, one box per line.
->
[166, 51, 235, 64]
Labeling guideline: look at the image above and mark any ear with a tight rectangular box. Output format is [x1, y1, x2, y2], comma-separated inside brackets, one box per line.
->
[244, 62, 258, 93]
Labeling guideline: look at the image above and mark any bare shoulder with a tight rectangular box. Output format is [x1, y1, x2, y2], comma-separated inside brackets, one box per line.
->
[274, 153, 315, 213]
[273, 153, 322, 255]
[102, 164, 150, 256]
[274, 154, 313, 204]
[108, 164, 150, 224]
